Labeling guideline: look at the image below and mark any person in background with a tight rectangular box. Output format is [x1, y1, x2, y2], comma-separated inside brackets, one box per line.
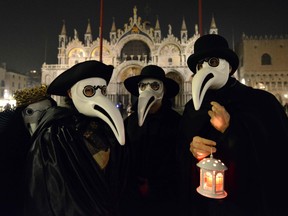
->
[0, 85, 56, 216]
[121, 65, 181, 216]
[177, 34, 288, 216]
[23, 60, 129, 216]
[16, 85, 57, 136]
[126, 103, 132, 117]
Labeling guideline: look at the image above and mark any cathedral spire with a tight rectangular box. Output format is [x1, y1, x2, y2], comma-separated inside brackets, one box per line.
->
[58, 19, 68, 64]
[155, 15, 160, 30]
[154, 15, 161, 43]
[181, 16, 188, 43]
[111, 17, 116, 32]
[181, 16, 187, 30]
[60, 19, 66, 35]
[86, 19, 92, 34]
[85, 19, 93, 46]
[210, 14, 217, 29]
[110, 17, 117, 45]
[209, 14, 218, 34]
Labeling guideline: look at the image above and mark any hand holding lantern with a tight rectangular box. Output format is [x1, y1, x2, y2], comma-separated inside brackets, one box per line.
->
[191, 101, 229, 199]
[190, 136, 216, 160]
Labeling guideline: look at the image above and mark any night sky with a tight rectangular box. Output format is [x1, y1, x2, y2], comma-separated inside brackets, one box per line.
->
[0, 0, 287, 74]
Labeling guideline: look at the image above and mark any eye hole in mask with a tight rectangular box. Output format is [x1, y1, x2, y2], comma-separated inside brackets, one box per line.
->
[197, 57, 219, 71]
[23, 108, 46, 116]
[138, 81, 160, 91]
[83, 85, 107, 97]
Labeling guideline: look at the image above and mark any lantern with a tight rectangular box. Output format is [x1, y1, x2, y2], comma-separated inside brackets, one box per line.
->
[196, 154, 228, 199]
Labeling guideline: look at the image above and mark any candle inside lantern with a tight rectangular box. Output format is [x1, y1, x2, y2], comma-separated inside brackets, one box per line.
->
[215, 173, 223, 191]
[204, 172, 223, 190]
[205, 172, 213, 187]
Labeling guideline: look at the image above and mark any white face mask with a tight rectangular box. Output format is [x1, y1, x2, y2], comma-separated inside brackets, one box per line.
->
[192, 58, 230, 110]
[70, 77, 125, 145]
[22, 99, 53, 135]
[137, 78, 164, 126]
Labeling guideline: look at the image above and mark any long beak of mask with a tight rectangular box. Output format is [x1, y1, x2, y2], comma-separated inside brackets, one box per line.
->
[192, 59, 230, 110]
[137, 91, 162, 126]
[71, 78, 125, 145]
[137, 79, 164, 127]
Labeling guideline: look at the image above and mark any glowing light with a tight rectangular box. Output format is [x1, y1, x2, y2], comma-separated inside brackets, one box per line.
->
[196, 155, 227, 199]
[205, 172, 224, 191]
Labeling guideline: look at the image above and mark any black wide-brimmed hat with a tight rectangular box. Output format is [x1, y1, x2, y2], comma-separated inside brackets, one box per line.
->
[124, 65, 179, 98]
[187, 34, 239, 75]
[47, 60, 114, 96]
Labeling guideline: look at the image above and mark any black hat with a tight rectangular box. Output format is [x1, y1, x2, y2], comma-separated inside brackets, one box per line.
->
[187, 34, 239, 75]
[47, 60, 114, 96]
[124, 65, 179, 98]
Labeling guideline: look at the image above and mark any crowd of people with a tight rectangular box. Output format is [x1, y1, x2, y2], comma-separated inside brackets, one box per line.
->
[1, 34, 288, 216]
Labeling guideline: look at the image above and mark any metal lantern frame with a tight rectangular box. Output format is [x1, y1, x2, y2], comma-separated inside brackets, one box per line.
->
[196, 154, 228, 199]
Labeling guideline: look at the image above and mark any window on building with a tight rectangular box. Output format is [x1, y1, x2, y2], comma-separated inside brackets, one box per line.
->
[121, 40, 150, 62]
[168, 58, 172, 65]
[278, 82, 282, 89]
[261, 53, 271, 65]
[1, 80, 4, 87]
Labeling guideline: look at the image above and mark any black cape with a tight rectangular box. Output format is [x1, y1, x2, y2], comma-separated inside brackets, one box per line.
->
[177, 77, 288, 216]
[121, 99, 181, 216]
[24, 106, 129, 216]
[0, 108, 31, 216]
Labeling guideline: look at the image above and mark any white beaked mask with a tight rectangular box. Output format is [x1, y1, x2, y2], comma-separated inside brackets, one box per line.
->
[22, 99, 53, 135]
[192, 58, 230, 110]
[70, 77, 125, 145]
[137, 78, 164, 126]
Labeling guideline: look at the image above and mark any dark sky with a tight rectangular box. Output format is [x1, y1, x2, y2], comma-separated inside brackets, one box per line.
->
[0, 0, 287, 74]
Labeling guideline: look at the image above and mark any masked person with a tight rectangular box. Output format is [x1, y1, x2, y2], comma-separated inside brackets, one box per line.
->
[121, 65, 181, 216]
[23, 60, 128, 216]
[177, 34, 288, 216]
[17, 85, 57, 136]
[0, 85, 56, 216]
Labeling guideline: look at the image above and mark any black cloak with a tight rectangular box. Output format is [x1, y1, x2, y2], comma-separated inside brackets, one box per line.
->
[177, 77, 288, 216]
[0, 108, 31, 216]
[24, 106, 129, 216]
[121, 99, 181, 216]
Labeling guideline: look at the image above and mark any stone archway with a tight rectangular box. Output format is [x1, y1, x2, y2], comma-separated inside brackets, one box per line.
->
[166, 71, 184, 111]
[116, 64, 142, 111]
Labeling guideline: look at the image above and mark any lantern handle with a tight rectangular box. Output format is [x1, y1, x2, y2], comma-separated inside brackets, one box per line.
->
[210, 147, 213, 158]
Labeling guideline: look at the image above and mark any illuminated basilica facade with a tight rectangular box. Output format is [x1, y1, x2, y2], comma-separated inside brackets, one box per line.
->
[41, 6, 288, 111]
[41, 6, 219, 111]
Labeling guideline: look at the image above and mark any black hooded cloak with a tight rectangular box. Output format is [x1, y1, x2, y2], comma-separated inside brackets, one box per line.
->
[121, 99, 181, 216]
[177, 77, 288, 216]
[24, 106, 129, 216]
